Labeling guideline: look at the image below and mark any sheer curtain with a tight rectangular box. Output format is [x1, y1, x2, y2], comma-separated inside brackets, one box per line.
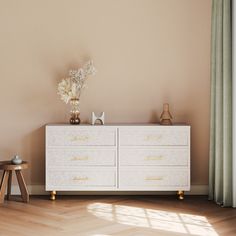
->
[209, 0, 233, 207]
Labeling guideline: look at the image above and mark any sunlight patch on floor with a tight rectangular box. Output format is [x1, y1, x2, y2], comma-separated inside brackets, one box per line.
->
[87, 203, 218, 236]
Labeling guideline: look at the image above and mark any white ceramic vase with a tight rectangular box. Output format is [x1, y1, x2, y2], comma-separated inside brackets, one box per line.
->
[11, 155, 22, 165]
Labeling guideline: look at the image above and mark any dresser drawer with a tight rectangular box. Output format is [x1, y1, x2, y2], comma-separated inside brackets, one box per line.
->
[46, 126, 117, 146]
[120, 168, 189, 188]
[120, 148, 188, 166]
[119, 126, 189, 146]
[47, 148, 116, 167]
[47, 169, 116, 188]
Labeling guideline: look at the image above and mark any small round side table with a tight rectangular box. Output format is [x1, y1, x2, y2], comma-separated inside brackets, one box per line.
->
[0, 161, 29, 203]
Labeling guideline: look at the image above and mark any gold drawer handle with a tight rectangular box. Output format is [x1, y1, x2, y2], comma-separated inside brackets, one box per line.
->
[70, 136, 89, 142]
[145, 176, 163, 181]
[71, 156, 89, 161]
[73, 176, 89, 181]
[145, 156, 163, 161]
[144, 135, 162, 141]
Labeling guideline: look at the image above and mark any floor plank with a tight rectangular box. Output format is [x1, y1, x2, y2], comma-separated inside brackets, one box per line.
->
[0, 195, 235, 236]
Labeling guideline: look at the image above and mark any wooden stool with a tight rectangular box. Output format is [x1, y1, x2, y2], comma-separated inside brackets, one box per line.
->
[0, 161, 29, 203]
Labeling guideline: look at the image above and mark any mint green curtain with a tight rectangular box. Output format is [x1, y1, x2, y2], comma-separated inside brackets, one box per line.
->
[209, 0, 232, 206]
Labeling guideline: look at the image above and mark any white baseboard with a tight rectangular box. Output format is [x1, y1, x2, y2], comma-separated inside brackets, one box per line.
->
[9, 185, 209, 196]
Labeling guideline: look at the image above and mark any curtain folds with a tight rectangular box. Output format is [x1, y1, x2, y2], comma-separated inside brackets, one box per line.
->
[209, 0, 232, 207]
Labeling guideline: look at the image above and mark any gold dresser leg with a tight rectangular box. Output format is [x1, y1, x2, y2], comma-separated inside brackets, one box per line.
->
[50, 191, 56, 201]
[177, 190, 184, 200]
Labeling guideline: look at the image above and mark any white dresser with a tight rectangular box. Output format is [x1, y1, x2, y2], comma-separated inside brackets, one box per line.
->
[46, 125, 190, 200]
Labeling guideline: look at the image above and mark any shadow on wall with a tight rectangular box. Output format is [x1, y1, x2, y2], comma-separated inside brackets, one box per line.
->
[149, 110, 160, 123]
[21, 126, 45, 185]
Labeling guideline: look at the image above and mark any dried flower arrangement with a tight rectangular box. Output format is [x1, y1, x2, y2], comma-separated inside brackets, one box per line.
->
[57, 60, 96, 124]
[57, 60, 96, 104]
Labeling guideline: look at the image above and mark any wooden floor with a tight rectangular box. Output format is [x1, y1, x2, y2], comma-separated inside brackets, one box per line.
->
[0, 195, 236, 236]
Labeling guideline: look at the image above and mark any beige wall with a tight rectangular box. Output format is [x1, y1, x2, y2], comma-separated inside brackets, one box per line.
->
[0, 0, 211, 186]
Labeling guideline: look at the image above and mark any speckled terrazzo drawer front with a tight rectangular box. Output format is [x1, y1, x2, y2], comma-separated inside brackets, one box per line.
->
[120, 148, 188, 166]
[46, 168, 116, 190]
[46, 126, 117, 146]
[119, 126, 189, 146]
